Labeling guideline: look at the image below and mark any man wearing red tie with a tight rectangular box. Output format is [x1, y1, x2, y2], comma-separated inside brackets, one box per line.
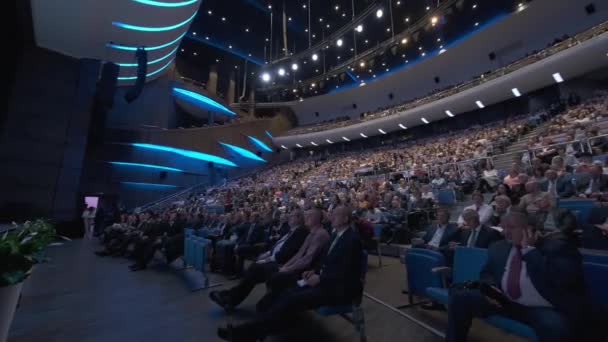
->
[446, 211, 598, 342]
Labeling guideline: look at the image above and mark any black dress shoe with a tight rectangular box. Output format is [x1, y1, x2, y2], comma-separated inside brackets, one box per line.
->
[217, 325, 257, 342]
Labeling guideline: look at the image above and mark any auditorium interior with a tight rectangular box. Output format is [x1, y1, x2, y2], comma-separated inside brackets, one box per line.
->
[3, 0, 608, 341]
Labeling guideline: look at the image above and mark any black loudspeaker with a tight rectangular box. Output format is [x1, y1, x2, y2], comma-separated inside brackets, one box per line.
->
[315, 111, 319, 117]
[585, 3, 596, 14]
[159, 171, 167, 180]
[434, 76, 440, 84]
[488, 52, 496, 60]
[275, 148, 281, 153]
[97, 62, 119, 108]
[124, 48, 147, 103]
[256, 151, 262, 157]
[352, 103, 357, 109]
[208, 162, 214, 169]
[388, 93, 394, 100]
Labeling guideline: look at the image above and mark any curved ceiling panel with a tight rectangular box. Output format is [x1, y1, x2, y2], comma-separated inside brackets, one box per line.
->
[273, 33, 608, 148]
[31, 0, 202, 84]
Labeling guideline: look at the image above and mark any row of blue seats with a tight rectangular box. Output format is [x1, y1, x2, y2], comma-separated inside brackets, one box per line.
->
[405, 247, 608, 340]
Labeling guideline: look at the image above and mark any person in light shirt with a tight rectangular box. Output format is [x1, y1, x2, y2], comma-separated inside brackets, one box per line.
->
[457, 191, 494, 227]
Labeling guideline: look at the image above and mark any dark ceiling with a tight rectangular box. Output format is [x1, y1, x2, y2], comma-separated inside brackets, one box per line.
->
[177, 0, 529, 100]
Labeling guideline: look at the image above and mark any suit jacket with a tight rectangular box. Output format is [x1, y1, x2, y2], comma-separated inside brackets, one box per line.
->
[576, 174, 608, 194]
[318, 227, 363, 303]
[453, 225, 502, 249]
[540, 175, 575, 198]
[237, 223, 266, 245]
[422, 223, 458, 248]
[480, 239, 585, 318]
[273, 226, 309, 265]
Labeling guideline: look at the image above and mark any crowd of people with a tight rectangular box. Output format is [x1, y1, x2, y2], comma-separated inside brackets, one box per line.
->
[89, 90, 608, 341]
[286, 21, 608, 136]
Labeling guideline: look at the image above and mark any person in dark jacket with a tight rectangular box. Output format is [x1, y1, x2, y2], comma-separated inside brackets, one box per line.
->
[209, 209, 309, 309]
[216, 205, 363, 341]
[446, 211, 601, 342]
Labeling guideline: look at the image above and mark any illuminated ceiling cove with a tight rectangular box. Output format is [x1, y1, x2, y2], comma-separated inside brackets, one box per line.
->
[31, 0, 203, 84]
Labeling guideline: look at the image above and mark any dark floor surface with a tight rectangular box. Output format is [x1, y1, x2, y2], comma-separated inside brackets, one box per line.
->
[8, 239, 521, 342]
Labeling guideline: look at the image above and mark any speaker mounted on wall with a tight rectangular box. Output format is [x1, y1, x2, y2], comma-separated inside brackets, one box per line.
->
[585, 3, 596, 15]
[124, 47, 147, 103]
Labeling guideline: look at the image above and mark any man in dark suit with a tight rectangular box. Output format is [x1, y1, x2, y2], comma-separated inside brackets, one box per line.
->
[209, 209, 309, 309]
[450, 209, 502, 249]
[216, 205, 363, 341]
[419, 206, 458, 250]
[446, 211, 599, 342]
[232, 212, 268, 276]
[540, 169, 575, 199]
[575, 164, 608, 200]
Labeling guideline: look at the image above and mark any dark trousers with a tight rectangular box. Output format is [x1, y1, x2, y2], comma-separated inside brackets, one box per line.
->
[255, 270, 301, 313]
[447, 288, 574, 342]
[228, 261, 278, 306]
[235, 244, 264, 274]
[234, 286, 331, 339]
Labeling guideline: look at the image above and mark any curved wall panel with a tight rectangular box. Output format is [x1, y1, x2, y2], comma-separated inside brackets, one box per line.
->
[276, 0, 608, 126]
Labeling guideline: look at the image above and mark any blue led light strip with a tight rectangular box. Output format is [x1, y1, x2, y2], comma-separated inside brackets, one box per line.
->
[117, 58, 174, 80]
[117, 47, 178, 67]
[121, 181, 179, 188]
[247, 136, 273, 152]
[265, 130, 273, 139]
[113, 11, 197, 32]
[109, 161, 183, 172]
[131, 143, 237, 167]
[172, 88, 236, 115]
[131, 0, 199, 7]
[219, 142, 266, 162]
[107, 32, 187, 51]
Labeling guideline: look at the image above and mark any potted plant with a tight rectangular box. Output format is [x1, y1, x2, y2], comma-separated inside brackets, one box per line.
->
[0, 219, 56, 342]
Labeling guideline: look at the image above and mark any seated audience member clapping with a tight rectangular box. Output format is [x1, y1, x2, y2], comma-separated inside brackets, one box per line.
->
[419, 207, 458, 250]
[209, 209, 309, 309]
[457, 191, 494, 227]
[216, 205, 363, 342]
[452, 209, 502, 249]
[576, 164, 608, 200]
[446, 211, 601, 342]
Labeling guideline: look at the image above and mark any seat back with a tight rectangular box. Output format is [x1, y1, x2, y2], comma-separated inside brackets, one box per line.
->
[453, 247, 488, 284]
[583, 262, 608, 311]
[581, 250, 608, 265]
[437, 189, 456, 206]
[405, 248, 446, 297]
[557, 199, 595, 226]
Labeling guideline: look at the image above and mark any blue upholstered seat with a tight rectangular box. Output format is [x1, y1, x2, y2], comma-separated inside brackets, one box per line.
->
[425, 247, 538, 340]
[583, 262, 608, 311]
[557, 199, 595, 225]
[405, 248, 445, 304]
[485, 315, 537, 339]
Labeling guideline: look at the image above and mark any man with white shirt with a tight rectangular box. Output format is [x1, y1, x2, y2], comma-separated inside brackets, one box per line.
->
[457, 191, 493, 227]
[446, 212, 596, 342]
[421, 207, 458, 250]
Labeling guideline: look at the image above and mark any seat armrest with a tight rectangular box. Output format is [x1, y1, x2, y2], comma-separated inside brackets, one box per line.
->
[431, 266, 452, 274]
